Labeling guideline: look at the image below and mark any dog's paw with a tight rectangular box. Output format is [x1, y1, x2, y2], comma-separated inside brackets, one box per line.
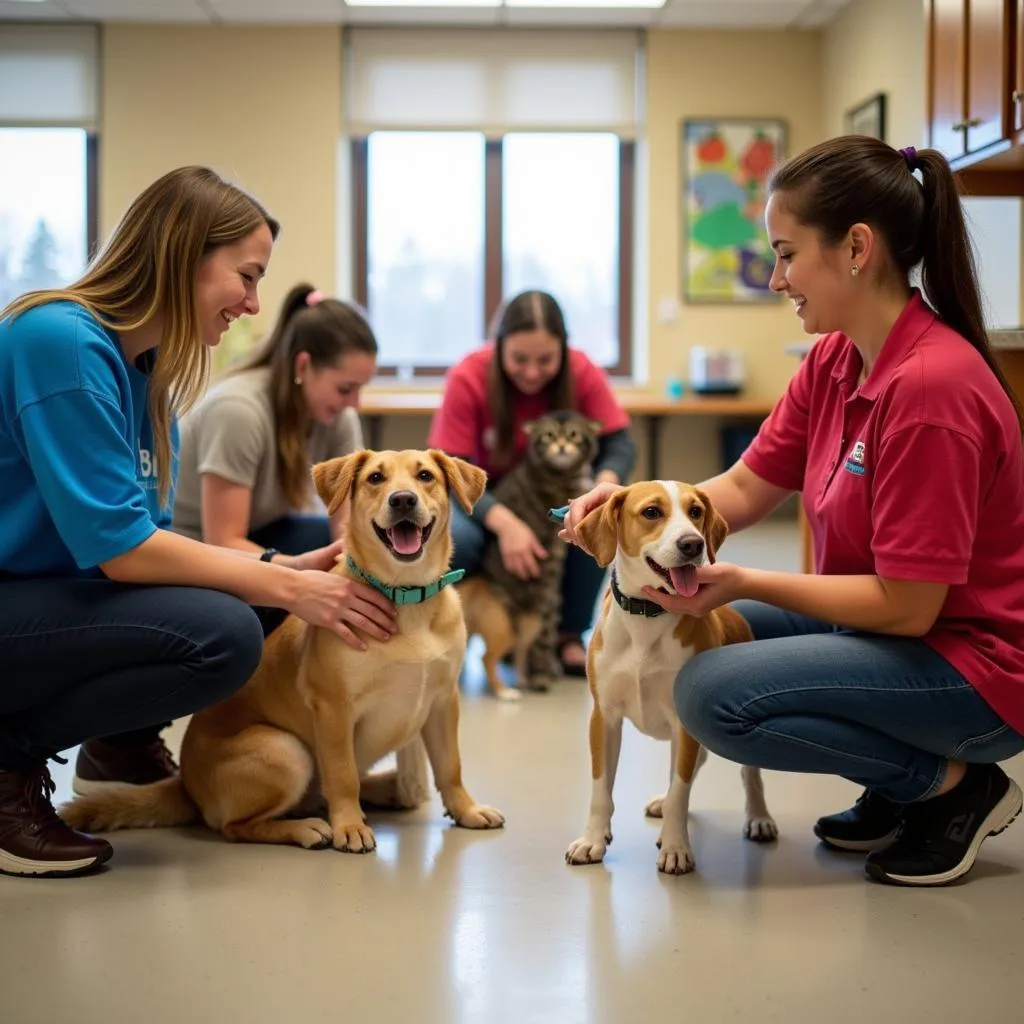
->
[332, 822, 377, 854]
[644, 795, 665, 819]
[656, 838, 695, 875]
[495, 686, 522, 702]
[744, 815, 779, 843]
[293, 818, 333, 849]
[565, 832, 611, 866]
[526, 675, 553, 693]
[456, 804, 505, 829]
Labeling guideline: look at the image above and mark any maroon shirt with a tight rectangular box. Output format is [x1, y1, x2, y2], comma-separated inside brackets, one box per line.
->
[744, 292, 1024, 732]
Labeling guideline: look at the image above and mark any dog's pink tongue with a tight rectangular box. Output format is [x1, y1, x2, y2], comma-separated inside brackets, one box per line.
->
[389, 522, 423, 555]
[669, 565, 698, 597]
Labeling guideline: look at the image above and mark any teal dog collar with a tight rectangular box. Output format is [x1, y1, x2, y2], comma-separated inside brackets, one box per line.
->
[346, 555, 465, 606]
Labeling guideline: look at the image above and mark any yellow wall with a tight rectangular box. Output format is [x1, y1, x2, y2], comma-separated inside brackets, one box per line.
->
[821, 0, 926, 147]
[644, 29, 823, 404]
[101, 24, 341, 351]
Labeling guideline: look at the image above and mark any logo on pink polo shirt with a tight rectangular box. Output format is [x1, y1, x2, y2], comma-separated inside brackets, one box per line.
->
[843, 440, 866, 476]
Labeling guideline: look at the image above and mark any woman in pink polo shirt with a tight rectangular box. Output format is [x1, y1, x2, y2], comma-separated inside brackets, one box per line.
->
[563, 136, 1024, 887]
[428, 290, 634, 677]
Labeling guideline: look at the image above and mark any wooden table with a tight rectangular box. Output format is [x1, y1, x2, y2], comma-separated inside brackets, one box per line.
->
[359, 390, 776, 479]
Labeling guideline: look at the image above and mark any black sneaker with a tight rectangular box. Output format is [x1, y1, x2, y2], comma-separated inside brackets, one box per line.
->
[814, 789, 903, 852]
[865, 763, 1022, 887]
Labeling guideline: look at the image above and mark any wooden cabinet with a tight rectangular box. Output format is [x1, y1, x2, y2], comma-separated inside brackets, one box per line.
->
[1016, 0, 1024, 134]
[926, 0, 1013, 167]
[968, 0, 1012, 151]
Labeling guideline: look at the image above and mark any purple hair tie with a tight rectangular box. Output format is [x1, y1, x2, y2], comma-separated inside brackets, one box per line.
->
[898, 146, 919, 171]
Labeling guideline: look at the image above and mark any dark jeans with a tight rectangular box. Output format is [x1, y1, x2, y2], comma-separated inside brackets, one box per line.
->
[247, 515, 333, 637]
[249, 515, 331, 557]
[675, 600, 1024, 803]
[449, 503, 607, 638]
[0, 578, 265, 772]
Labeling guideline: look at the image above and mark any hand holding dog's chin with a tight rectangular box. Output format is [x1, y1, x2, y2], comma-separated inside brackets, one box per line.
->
[641, 562, 746, 616]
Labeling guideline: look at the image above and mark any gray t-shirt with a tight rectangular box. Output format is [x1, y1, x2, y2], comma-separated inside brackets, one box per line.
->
[172, 367, 363, 541]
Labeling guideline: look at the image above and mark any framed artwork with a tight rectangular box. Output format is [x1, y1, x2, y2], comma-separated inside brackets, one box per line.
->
[681, 118, 787, 304]
[845, 92, 887, 141]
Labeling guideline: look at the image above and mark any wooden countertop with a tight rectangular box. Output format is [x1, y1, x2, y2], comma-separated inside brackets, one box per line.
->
[360, 389, 776, 418]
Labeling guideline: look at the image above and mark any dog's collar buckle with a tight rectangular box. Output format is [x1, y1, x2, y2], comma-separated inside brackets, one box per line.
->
[610, 570, 664, 618]
[345, 555, 464, 606]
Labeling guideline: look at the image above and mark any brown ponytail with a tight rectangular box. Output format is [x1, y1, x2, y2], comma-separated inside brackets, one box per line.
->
[768, 135, 1023, 432]
[234, 283, 378, 508]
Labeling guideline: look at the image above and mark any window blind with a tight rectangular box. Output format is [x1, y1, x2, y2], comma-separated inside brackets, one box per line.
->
[345, 28, 641, 137]
[0, 24, 99, 128]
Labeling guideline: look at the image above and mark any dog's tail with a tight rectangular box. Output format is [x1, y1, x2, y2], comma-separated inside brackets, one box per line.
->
[60, 778, 199, 833]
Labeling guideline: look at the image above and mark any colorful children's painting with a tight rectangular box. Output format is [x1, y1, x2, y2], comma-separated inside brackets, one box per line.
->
[681, 119, 787, 303]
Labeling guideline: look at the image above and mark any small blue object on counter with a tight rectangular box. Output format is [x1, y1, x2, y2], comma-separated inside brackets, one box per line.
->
[665, 378, 686, 401]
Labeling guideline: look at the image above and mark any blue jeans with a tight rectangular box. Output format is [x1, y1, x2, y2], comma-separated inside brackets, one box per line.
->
[0, 578, 264, 772]
[674, 601, 1024, 803]
[449, 503, 607, 637]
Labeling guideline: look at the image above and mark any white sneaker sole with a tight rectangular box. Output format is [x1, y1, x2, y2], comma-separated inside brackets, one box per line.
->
[815, 828, 900, 853]
[866, 778, 1023, 887]
[0, 843, 112, 878]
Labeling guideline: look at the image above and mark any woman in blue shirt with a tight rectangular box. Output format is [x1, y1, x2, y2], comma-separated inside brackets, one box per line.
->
[0, 166, 397, 879]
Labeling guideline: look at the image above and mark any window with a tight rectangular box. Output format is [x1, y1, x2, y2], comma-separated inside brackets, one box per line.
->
[345, 28, 640, 378]
[0, 128, 95, 309]
[503, 133, 623, 370]
[0, 25, 99, 309]
[353, 132, 634, 377]
[363, 132, 486, 374]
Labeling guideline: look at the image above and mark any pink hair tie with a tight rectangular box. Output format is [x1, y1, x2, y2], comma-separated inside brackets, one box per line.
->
[306, 289, 325, 306]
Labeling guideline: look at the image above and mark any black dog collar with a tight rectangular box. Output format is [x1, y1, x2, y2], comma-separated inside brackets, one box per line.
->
[610, 570, 665, 618]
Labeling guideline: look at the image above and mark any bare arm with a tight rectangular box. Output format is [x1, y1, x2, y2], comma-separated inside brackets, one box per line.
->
[100, 529, 397, 649]
[102, 527, 300, 606]
[644, 564, 949, 638]
[695, 459, 794, 534]
[200, 473, 263, 554]
[740, 571, 949, 637]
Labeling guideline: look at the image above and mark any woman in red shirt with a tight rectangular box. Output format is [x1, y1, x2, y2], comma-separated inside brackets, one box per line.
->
[563, 137, 1024, 887]
[428, 290, 634, 676]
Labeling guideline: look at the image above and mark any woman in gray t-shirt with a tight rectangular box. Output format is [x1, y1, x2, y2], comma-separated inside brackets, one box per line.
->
[173, 284, 377, 564]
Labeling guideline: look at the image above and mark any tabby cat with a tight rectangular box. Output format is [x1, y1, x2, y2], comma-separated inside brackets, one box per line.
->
[461, 411, 602, 699]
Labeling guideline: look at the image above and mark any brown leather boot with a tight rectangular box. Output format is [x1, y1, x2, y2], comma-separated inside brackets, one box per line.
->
[0, 764, 112, 878]
[73, 735, 178, 795]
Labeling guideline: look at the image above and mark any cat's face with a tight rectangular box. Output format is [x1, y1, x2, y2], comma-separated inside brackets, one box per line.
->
[522, 412, 602, 473]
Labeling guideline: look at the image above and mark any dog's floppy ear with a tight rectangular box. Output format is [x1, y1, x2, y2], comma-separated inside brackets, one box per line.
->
[576, 489, 627, 568]
[312, 450, 371, 516]
[428, 449, 487, 514]
[694, 487, 729, 563]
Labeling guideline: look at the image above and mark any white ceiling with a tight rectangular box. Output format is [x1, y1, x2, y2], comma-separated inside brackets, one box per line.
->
[0, 0, 852, 29]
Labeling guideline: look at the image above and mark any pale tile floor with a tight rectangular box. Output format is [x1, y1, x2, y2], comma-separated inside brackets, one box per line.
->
[3, 522, 1023, 1024]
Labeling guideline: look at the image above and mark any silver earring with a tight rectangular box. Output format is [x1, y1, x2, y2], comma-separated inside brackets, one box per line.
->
[294, 376, 302, 385]
[851, 265, 860, 277]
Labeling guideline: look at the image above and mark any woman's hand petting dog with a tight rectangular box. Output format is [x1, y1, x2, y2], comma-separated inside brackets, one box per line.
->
[559, 481, 623, 554]
[290, 571, 398, 650]
[497, 517, 549, 580]
[641, 561, 747, 618]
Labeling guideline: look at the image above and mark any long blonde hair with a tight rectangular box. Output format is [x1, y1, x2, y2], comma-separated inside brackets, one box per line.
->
[0, 166, 280, 506]
[233, 283, 378, 510]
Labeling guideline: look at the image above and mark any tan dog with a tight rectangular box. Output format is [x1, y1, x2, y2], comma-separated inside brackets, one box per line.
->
[63, 449, 505, 853]
[565, 481, 776, 875]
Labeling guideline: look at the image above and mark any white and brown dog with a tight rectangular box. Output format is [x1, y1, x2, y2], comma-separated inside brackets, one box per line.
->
[565, 481, 777, 874]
